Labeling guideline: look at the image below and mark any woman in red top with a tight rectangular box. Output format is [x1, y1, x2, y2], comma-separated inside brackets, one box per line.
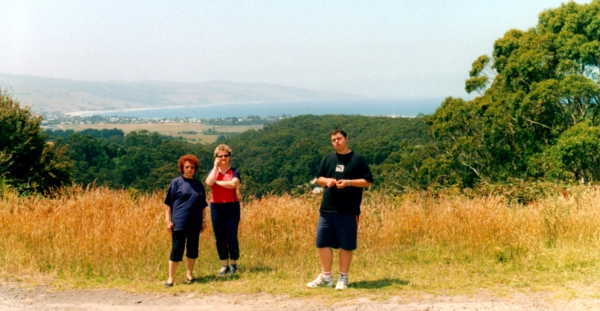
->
[205, 144, 241, 276]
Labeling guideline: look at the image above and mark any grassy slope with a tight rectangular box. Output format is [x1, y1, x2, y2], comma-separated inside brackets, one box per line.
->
[1, 186, 600, 298]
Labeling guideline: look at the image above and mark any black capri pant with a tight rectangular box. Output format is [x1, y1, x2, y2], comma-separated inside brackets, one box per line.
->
[169, 228, 201, 262]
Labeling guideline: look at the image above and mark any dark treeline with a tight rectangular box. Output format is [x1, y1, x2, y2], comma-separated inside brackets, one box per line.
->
[46, 129, 213, 192]
[45, 115, 429, 197]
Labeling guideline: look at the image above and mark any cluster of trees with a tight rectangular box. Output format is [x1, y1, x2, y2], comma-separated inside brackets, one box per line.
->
[409, 1, 600, 189]
[0, 90, 70, 193]
[45, 129, 213, 192]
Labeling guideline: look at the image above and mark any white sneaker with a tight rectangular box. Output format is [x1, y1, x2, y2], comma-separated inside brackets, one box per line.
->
[217, 266, 230, 277]
[307, 274, 333, 288]
[335, 275, 348, 290]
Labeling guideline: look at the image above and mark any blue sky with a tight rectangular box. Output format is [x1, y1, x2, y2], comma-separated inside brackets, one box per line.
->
[0, 0, 593, 99]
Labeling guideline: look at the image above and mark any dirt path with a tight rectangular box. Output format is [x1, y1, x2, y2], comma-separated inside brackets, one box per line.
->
[1, 285, 599, 311]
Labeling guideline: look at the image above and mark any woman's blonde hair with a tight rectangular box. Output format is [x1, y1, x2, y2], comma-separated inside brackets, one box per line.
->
[213, 144, 233, 157]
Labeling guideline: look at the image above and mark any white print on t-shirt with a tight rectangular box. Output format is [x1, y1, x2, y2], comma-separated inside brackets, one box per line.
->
[336, 165, 345, 172]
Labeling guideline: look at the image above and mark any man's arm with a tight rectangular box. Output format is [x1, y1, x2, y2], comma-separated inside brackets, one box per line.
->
[317, 176, 337, 188]
[335, 178, 371, 189]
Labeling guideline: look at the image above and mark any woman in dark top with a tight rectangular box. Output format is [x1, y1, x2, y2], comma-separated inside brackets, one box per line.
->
[164, 154, 208, 287]
[205, 144, 241, 276]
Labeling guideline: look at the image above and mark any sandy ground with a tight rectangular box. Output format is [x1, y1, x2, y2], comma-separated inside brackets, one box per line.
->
[1, 285, 600, 311]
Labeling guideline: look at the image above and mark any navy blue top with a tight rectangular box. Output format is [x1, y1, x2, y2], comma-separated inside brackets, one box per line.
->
[164, 176, 208, 231]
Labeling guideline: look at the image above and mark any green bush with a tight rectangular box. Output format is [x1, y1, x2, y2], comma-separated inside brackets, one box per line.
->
[0, 90, 71, 194]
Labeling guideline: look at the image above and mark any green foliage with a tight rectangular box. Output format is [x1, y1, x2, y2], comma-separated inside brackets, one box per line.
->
[423, 0, 600, 189]
[0, 90, 71, 193]
[54, 129, 212, 191]
[466, 55, 491, 94]
[547, 121, 600, 182]
[47, 128, 125, 143]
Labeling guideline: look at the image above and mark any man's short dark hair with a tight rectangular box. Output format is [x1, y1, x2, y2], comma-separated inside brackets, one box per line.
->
[330, 128, 347, 138]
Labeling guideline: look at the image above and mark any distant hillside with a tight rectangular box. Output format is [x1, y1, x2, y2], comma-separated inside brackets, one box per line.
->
[0, 73, 364, 114]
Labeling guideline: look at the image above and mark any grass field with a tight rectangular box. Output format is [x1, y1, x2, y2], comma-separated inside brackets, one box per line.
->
[54, 123, 263, 144]
[1, 185, 600, 298]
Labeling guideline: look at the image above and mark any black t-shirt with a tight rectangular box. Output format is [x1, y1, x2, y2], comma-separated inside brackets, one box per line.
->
[317, 151, 374, 215]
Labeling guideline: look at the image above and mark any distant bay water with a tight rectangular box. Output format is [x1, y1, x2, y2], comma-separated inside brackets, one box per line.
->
[77, 98, 442, 119]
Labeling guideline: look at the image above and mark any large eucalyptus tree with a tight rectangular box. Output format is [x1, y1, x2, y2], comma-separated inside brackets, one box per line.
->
[428, 0, 600, 185]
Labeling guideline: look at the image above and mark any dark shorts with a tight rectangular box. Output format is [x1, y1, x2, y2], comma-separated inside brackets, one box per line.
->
[170, 228, 201, 262]
[315, 212, 359, 251]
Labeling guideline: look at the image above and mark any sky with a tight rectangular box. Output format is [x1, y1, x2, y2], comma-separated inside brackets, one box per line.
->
[0, 0, 594, 100]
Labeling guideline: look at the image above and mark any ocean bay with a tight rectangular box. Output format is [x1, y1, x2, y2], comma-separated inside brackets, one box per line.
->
[77, 98, 441, 119]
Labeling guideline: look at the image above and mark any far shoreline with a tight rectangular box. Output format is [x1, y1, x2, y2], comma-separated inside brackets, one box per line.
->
[63, 98, 440, 119]
[63, 98, 362, 117]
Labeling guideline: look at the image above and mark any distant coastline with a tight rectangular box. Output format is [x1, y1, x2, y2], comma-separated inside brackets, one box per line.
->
[63, 99, 337, 117]
[64, 98, 442, 119]
[1, 73, 371, 115]
[64, 105, 192, 117]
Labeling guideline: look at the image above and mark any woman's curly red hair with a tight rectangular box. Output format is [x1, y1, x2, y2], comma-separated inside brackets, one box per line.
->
[178, 154, 199, 174]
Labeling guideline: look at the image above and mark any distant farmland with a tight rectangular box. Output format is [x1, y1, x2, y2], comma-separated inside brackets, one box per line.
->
[55, 122, 263, 144]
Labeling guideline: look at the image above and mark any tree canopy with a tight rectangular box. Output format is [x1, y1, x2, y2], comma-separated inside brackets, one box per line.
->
[0, 90, 71, 193]
[46, 129, 213, 192]
[423, 0, 600, 187]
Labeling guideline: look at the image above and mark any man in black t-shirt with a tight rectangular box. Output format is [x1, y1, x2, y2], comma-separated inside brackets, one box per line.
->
[307, 128, 374, 291]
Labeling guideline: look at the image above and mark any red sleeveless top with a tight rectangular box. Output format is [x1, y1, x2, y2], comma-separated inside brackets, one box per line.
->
[209, 167, 240, 203]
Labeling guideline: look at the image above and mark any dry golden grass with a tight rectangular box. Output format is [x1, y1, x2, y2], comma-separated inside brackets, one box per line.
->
[2, 185, 600, 296]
